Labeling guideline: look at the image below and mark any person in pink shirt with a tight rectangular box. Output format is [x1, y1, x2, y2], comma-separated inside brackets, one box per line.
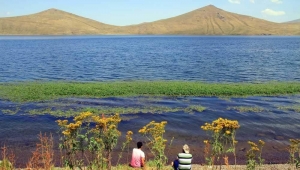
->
[130, 141, 145, 168]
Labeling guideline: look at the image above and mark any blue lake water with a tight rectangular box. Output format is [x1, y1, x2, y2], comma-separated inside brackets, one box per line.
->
[1, 36, 300, 166]
[0, 36, 300, 82]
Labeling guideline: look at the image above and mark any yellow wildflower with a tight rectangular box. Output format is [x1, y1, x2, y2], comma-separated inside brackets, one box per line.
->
[258, 140, 265, 146]
[74, 111, 92, 121]
[62, 130, 71, 136]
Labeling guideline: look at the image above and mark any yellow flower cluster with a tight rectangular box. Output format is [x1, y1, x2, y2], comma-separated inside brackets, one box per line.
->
[56, 119, 68, 126]
[139, 121, 167, 136]
[92, 113, 121, 130]
[289, 138, 300, 151]
[201, 117, 240, 134]
[126, 131, 133, 141]
[61, 121, 82, 137]
[138, 120, 168, 146]
[57, 111, 94, 137]
[74, 111, 92, 122]
[248, 141, 259, 151]
[258, 140, 265, 146]
[290, 139, 300, 145]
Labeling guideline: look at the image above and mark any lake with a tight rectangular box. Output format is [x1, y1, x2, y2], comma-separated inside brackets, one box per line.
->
[0, 36, 300, 82]
[1, 36, 300, 167]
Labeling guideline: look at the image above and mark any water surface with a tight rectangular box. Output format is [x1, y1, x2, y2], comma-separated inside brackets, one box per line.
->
[1, 36, 300, 82]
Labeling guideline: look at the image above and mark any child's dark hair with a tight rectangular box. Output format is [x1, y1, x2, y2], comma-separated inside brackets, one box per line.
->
[137, 141, 143, 148]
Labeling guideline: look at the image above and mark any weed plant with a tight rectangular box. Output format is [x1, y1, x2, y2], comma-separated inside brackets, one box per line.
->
[57, 111, 130, 170]
[288, 139, 300, 169]
[26, 133, 54, 170]
[0, 145, 14, 170]
[116, 131, 133, 165]
[139, 121, 168, 170]
[201, 118, 240, 168]
[246, 140, 265, 170]
[203, 140, 214, 168]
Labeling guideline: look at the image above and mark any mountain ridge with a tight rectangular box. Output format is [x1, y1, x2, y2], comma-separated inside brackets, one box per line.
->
[284, 18, 300, 23]
[1, 5, 299, 35]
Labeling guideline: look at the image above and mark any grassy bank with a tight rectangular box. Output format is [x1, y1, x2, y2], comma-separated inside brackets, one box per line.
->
[0, 81, 300, 102]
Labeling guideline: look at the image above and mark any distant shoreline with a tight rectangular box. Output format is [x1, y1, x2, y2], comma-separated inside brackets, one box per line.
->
[1, 34, 300, 36]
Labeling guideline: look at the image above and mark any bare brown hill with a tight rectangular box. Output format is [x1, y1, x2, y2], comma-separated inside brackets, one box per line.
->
[285, 18, 300, 23]
[0, 8, 122, 35]
[124, 5, 300, 35]
[0, 5, 299, 35]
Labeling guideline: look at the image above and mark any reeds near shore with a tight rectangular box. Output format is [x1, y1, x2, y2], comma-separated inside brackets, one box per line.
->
[0, 81, 300, 102]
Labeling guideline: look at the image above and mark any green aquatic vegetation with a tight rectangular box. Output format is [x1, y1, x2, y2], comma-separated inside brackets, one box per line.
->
[1, 107, 20, 115]
[184, 105, 206, 113]
[278, 105, 300, 113]
[218, 96, 232, 102]
[1, 81, 300, 102]
[28, 108, 74, 117]
[25, 105, 205, 117]
[227, 106, 265, 113]
[135, 96, 166, 103]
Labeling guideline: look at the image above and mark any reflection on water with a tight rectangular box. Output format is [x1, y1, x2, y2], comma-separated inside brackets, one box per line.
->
[0, 96, 300, 166]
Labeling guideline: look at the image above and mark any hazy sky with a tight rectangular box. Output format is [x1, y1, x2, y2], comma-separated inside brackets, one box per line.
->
[1, 0, 299, 25]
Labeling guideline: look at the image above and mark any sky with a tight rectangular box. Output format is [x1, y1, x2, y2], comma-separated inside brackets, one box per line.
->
[1, 0, 300, 26]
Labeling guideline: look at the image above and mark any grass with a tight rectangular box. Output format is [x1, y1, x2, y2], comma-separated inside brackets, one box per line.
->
[0, 81, 300, 102]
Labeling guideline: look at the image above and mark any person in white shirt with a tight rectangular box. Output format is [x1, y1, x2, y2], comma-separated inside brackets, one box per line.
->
[130, 141, 145, 168]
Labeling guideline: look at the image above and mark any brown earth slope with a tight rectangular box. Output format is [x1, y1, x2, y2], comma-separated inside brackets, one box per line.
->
[285, 18, 300, 23]
[0, 8, 122, 35]
[0, 5, 299, 35]
[124, 5, 300, 35]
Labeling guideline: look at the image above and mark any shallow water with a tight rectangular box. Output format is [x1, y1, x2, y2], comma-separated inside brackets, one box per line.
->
[1, 96, 300, 166]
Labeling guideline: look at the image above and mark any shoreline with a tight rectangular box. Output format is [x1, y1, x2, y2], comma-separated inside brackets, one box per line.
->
[12, 163, 298, 170]
[3, 132, 293, 168]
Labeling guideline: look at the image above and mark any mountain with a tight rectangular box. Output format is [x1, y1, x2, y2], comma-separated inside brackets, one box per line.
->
[0, 5, 300, 35]
[285, 19, 300, 23]
[0, 8, 122, 35]
[124, 5, 300, 35]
